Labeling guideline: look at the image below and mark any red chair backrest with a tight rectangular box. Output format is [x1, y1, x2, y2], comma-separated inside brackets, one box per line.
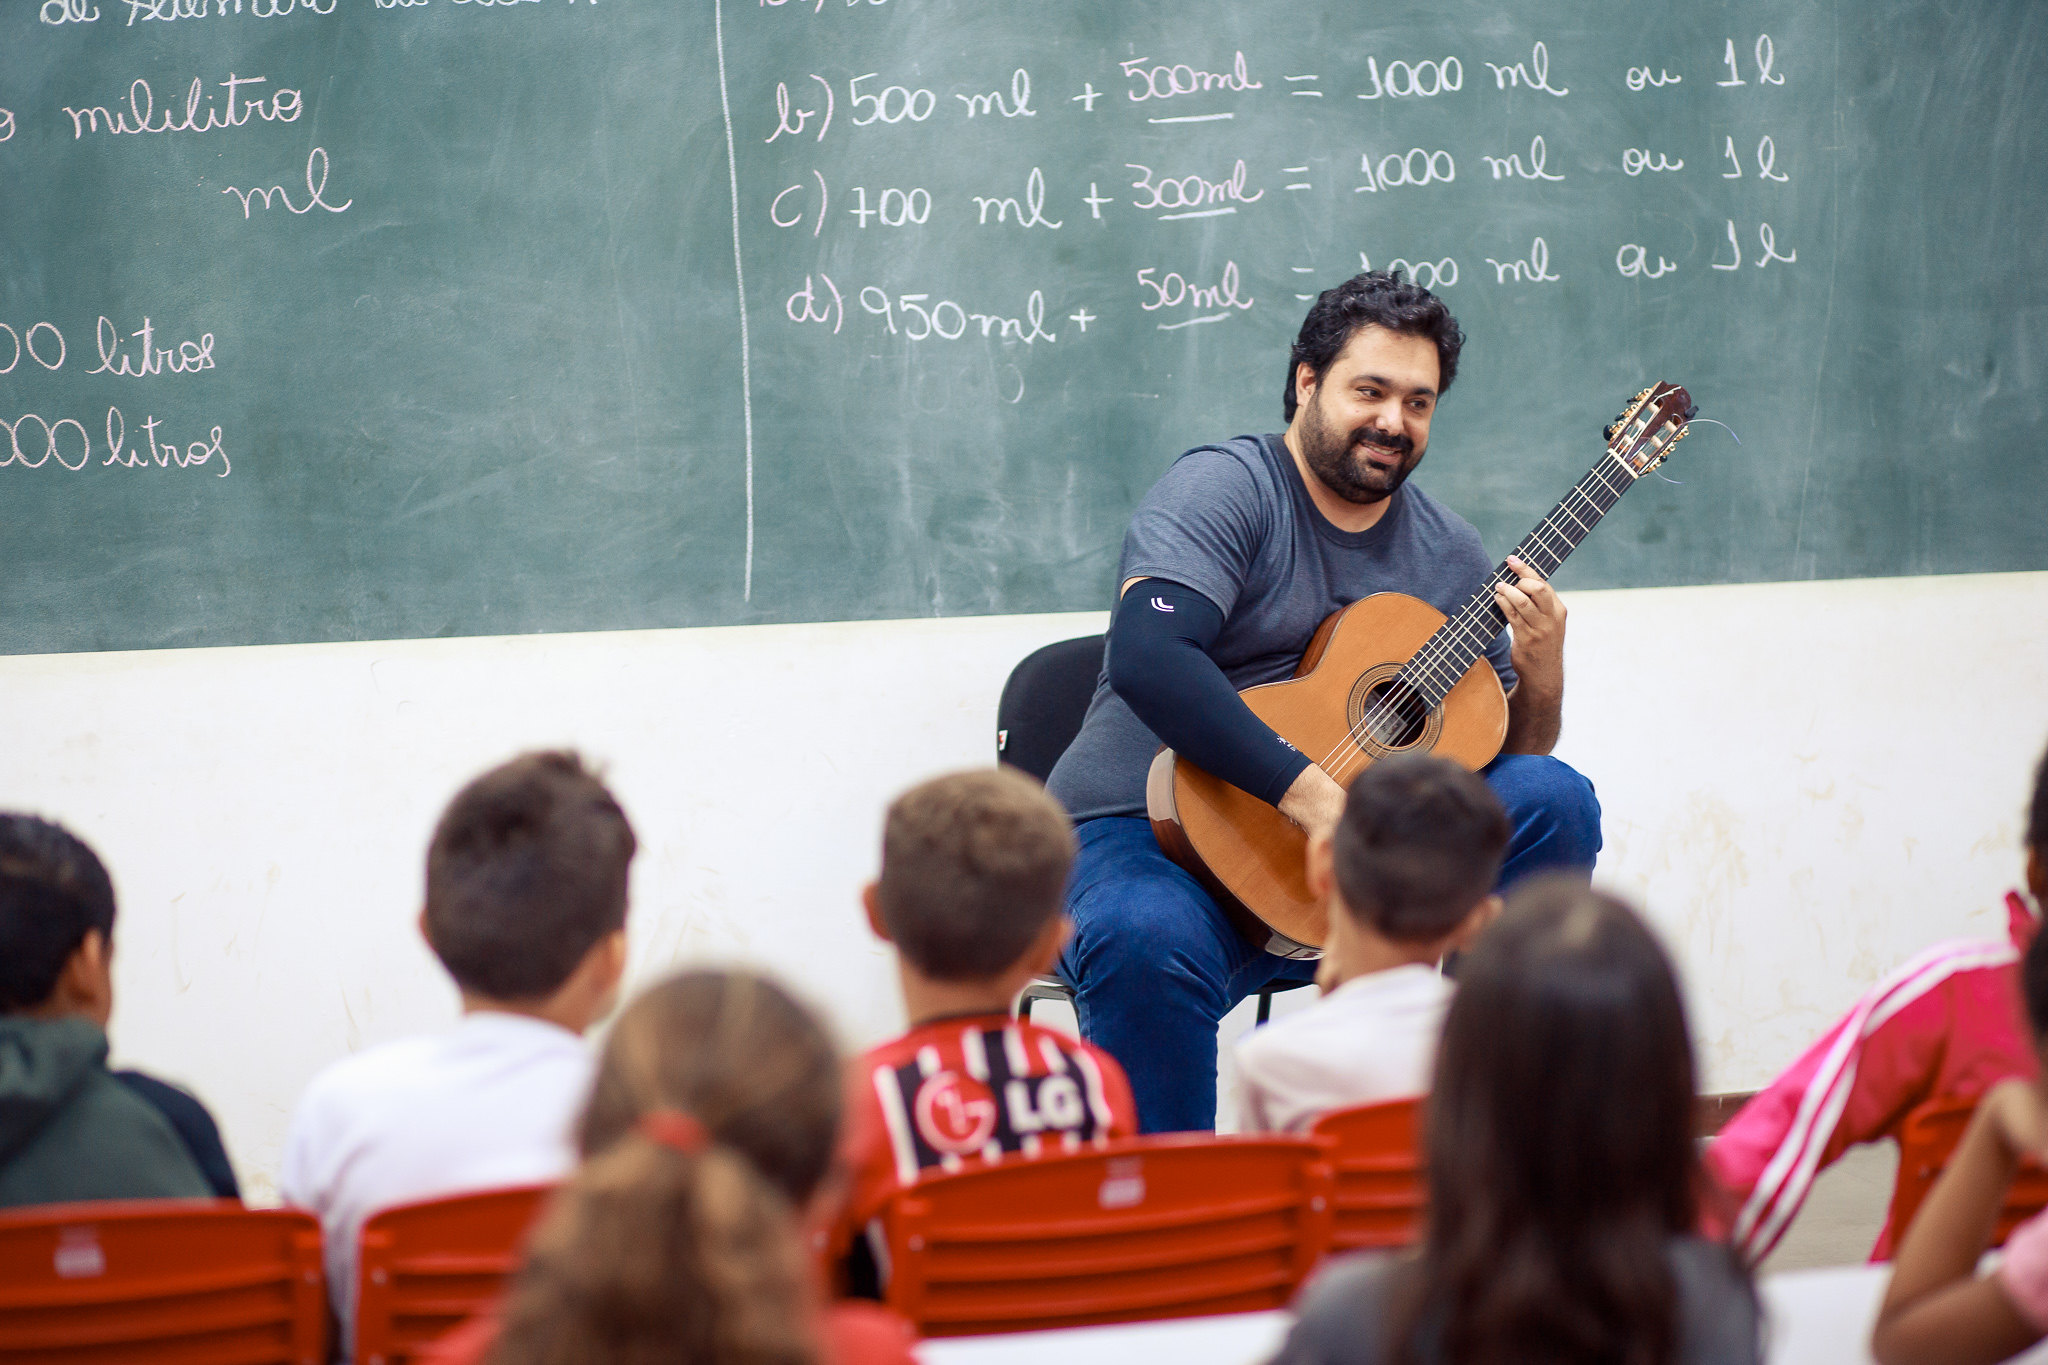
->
[0, 1199, 325, 1365]
[1307, 1097, 1426, 1252]
[354, 1185, 552, 1365]
[1890, 1095, 2048, 1250]
[878, 1133, 1333, 1338]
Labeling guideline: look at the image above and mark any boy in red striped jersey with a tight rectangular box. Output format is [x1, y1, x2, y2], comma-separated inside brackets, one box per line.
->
[835, 769, 1139, 1290]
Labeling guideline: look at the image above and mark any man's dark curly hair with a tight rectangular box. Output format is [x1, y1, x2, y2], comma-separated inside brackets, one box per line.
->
[1283, 270, 1466, 421]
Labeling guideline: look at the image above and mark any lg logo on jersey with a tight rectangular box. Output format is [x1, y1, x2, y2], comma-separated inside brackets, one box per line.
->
[1008, 1074, 1087, 1133]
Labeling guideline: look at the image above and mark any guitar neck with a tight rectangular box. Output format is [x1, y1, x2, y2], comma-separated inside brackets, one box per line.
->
[1399, 452, 1642, 708]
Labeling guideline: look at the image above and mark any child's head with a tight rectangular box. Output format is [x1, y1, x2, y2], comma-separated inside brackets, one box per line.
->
[0, 815, 118, 1025]
[1401, 876, 1717, 1361]
[869, 768, 1076, 985]
[575, 969, 842, 1198]
[422, 751, 635, 1019]
[489, 970, 840, 1365]
[1319, 753, 1509, 948]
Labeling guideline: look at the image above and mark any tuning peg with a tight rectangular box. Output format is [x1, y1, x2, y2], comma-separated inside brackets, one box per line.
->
[1603, 421, 1618, 440]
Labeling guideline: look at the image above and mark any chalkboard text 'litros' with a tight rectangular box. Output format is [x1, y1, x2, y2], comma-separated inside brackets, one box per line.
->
[91, 318, 216, 377]
[1, 409, 230, 478]
[63, 75, 301, 138]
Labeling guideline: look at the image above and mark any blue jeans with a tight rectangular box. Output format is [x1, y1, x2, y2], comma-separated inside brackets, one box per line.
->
[1055, 754, 1602, 1133]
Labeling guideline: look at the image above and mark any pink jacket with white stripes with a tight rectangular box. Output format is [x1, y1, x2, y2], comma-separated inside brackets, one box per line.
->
[1706, 892, 2041, 1263]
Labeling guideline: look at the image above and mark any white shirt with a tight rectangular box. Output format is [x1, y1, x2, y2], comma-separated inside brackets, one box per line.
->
[280, 1011, 592, 1345]
[1229, 964, 1452, 1135]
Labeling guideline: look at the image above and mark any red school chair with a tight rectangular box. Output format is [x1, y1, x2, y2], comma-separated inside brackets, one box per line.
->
[0, 1199, 325, 1365]
[877, 1133, 1334, 1338]
[353, 1184, 553, 1365]
[1307, 1097, 1427, 1253]
[1884, 1094, 2048, 1257]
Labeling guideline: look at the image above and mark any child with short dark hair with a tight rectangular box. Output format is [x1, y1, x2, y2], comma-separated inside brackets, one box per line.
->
[0, 814, 233, 1206]
[1230, 754, 1508, 1133]
[282, 750, 636, 1347]
[835, 769, 1138, 1285]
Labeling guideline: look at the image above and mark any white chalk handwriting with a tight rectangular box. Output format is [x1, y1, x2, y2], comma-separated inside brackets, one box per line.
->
[849, 74, 935, 126]
[1718, 35, 1784, 87]
[0, 414, 91, 470]
[64, 74, 301, 138]
[786, 273, 845, 333]
[1485, 42, 1568, 96]
[1119, 53, 1261, 102]
[118, 0, 335, 22]
[765, 76, 834, 144]
[1711, 220, 1797, 270]
[1626, 66, 1681, 90]
[1484, 237, 1560, 283]
[1481, 135, 1564, 181]
[1138, 262, 1253, 329]
[1127, 159, 1263, 220]
[0, 322, 69, 373]
[89, 316, 216, 377]
[1615, 244, 1676, 278]
[859, 288, 1056, 344]
[1355, 148, 1456, 192]
[1360, 253, 1457, 289]
[973, 167, 1062, 229]
[760, 0, 886, 11]
[0, 110, 13, 143]
[1621, 147, 1684, 175]
[958, 69, 1035, 119]
[221, 146, 352, 217]
[769, 170, 829, 235]
[851, 184, 931, 227]
[40, 0, 100, 23]
[1722, 135, 1789, 181]
[1357, 56, 1461, 100]
[0, 407, 229, 477]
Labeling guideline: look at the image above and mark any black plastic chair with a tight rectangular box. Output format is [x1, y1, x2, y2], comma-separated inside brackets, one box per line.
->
[998, 634, 1310, 1026]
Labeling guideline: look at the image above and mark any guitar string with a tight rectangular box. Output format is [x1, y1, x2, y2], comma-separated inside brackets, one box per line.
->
[1313, 448, 1648, 784]
[1320, 463, 1631, 781]
[1317, 429, 1666, 781]
[1314, 469, 1625, 776]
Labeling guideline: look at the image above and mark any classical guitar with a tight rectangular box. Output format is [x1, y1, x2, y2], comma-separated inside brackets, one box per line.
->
[1146, 382, 1698, 958]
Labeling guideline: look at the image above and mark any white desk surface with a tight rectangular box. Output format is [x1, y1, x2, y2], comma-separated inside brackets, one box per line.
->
[914, 1265, 2048, 1365]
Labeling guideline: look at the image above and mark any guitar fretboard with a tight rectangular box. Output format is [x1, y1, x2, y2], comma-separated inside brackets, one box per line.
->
[1396, 451, 1642, 709]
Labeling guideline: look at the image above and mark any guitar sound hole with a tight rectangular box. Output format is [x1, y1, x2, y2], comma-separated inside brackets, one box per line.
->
[1360, 679, 1429, 750]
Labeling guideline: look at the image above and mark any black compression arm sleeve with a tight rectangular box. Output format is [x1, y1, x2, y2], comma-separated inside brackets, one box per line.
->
[1107, 581, 1313, 808]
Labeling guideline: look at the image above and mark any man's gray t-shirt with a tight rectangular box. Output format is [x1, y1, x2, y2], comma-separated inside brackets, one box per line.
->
[1045, 433, 1515, 823]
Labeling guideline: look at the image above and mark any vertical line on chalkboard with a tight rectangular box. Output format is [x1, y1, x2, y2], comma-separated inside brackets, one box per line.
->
[712, 0, 757, 601]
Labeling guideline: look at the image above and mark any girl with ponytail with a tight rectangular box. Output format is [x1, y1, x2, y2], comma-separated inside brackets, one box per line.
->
[1270, 878, 1761, 1365]
[433, 969, 914, 1365]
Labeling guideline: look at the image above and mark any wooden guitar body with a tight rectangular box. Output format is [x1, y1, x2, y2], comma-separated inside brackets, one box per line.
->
[1146, 592, 1508, 958]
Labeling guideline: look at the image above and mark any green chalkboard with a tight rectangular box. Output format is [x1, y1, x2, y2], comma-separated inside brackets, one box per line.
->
[2, 0, 2044, 654]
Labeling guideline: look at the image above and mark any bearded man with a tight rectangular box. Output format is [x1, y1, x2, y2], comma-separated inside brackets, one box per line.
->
[1043, 271, 1603, 1132]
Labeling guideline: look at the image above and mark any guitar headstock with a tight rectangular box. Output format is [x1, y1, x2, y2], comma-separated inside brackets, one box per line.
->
[1602, 382, 1697, 478]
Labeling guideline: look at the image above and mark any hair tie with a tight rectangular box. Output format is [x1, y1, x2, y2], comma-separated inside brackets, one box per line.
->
[640, 1109, 712, 1155]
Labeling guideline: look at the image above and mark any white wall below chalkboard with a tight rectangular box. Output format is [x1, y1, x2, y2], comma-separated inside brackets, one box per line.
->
[0, 572, 2042, 1200]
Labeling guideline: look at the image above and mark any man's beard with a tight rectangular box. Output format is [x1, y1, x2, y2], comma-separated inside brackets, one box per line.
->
[1298, 389, 1424, 505]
